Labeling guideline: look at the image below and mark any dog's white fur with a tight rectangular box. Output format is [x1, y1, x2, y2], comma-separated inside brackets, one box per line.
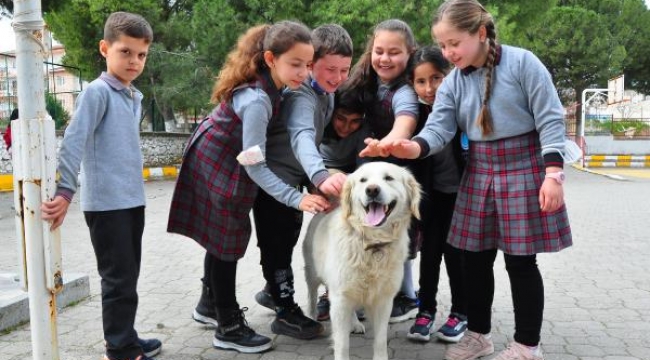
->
[303, 162, 421, 360]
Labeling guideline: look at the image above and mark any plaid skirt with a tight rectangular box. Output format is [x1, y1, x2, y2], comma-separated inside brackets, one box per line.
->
[167, 117, 258, 261]
[448, 131, 572, 255]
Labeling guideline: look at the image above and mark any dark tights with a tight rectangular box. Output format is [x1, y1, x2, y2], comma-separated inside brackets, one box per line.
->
[463, 250, 544, 346]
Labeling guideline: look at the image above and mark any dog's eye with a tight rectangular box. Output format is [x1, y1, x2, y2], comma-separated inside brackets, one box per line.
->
[384, 175, 394, 181]
[360, 177, 367, 183]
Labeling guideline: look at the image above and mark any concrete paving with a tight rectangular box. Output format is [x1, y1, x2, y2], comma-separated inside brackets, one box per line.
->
[0, 166, 649, 360]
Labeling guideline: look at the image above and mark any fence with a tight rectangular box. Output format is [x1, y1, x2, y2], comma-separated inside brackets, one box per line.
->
[565, 115, 650, 139]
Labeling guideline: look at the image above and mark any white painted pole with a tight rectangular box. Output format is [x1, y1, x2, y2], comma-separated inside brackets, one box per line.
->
[12, 1, 61, 359]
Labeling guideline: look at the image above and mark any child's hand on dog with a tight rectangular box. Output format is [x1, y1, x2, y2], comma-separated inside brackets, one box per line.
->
[300, 194, 330, 214]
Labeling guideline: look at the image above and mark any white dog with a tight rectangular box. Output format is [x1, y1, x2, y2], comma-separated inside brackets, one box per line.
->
[303, 162, 421, 360]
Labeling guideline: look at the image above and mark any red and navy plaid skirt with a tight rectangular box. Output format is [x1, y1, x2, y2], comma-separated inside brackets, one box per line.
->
[168, 116, 258, 261]
[448, 131, 572, 255]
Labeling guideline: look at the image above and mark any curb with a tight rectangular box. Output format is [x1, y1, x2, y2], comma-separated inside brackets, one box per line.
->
[571, 164, 629, 181]
[0, 272, 91, 332]
[0, 165, 180, 192]
[583, 155, 650, 168]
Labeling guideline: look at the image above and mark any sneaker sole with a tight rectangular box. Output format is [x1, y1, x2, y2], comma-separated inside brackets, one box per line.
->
[254, 293, 276, 311]
[389, 307, 419, 323]
[212, 337, 273, 354]
[436, 330, 465, 343]
[271, 320, 324, 340]
[406, 332, 431, 342]
[192, 309, 218, 328]
[143, 346, 162, 358]
[444, 344, 494, 360]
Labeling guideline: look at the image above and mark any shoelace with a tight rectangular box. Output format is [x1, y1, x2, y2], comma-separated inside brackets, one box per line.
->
[445, 315, 460, 328]
[414, 316, 431, 326]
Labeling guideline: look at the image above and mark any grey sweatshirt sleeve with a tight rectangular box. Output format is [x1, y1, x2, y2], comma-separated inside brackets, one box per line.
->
[392, 84, 419, 118]
[235, 88, 304, 209]
[56, 85, 107, 198]
[519, 50, 565, 158]
[284, 91, 330, 187]
[413, 80, 458, 157]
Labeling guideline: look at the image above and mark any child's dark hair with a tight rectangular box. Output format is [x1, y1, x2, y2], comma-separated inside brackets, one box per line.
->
[335, 83, 365, 116]
[408, 45, 451, 82]
[211, 21, 312, 103]
[312, 24, 353, 62]
[104, 12, 153, 44]
[9, 108, 19, 121]
[346, 19, 416, 104]
[433, 0, 497, 135]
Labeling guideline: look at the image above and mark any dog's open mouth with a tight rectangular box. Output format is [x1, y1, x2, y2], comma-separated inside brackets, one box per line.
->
[364, 200, 396, 227]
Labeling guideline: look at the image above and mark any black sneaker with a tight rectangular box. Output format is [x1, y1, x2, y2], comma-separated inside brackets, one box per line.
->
[138, 338, 162, 358]
[389, 293, 419, 323]
[316, 293, 330, 321]
[193, 308, 218, 328]
[213, 308, 273, 353]
[193, 284, 218, 327]
[271, 304, 324, 339]
[254, 289, 276, 311]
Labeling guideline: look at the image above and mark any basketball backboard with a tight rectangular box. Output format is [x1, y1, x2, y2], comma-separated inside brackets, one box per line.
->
[608, 75, 624, 105]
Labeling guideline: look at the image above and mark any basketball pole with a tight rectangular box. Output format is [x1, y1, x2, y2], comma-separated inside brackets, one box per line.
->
[580, 89, 607, 167]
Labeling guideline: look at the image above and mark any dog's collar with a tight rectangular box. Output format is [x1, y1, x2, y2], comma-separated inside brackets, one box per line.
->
[363, 241, 391, 252]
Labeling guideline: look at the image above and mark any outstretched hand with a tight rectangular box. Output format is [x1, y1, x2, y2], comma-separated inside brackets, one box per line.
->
[385, 139, 421, 159]
[359, 138, 390, 158]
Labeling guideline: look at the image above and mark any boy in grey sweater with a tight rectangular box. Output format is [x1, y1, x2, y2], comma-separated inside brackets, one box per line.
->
[249, 24, 353, 339]
[41, 12, 161, 360]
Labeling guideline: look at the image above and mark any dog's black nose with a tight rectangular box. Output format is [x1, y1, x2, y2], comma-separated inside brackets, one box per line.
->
[365, 185, 380, 198]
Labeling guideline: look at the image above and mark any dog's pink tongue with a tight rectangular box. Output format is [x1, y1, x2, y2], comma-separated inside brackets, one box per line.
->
[365, 203, 385, 226]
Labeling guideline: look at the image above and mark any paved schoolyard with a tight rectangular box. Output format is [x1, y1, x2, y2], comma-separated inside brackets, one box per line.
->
[0, 166, 649, 360]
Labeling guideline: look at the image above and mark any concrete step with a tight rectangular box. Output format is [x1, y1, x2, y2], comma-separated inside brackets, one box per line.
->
[0, 272, 90, 332]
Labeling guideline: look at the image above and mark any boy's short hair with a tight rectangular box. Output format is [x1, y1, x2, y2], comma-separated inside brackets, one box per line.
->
[104, 12, 153, 44]
[312, 24, 353, 62]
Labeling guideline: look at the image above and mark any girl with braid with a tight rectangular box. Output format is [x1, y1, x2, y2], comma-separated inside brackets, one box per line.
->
[380, 1, 572, 359]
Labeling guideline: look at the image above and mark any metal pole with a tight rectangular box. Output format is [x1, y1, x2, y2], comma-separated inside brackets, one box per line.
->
[12, 1, 62, 360]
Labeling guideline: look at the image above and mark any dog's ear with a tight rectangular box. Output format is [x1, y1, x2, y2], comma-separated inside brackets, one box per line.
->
[406, 173, 422, 220]
[341, 175, 354, 220]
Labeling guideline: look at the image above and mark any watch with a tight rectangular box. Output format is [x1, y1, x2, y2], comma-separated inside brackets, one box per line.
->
[545, 171, 565, 185]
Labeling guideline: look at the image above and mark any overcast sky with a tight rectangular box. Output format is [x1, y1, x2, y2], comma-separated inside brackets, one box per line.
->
[2, 0, 650, 52]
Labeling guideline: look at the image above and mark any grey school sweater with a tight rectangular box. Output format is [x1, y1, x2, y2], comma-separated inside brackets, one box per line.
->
[415, 45, 565, 164]
[56, 72, 145, 211]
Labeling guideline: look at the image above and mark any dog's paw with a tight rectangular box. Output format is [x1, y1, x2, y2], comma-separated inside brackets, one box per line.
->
[351, 322, 366, 334]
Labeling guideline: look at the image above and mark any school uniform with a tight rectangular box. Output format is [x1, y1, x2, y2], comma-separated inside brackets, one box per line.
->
[253, 76, 334, 307]
[167, 69, 282, 262]
[413, 44, 571, 345]
[414, 101, 467, 317]
[56, 72, 147, 359]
